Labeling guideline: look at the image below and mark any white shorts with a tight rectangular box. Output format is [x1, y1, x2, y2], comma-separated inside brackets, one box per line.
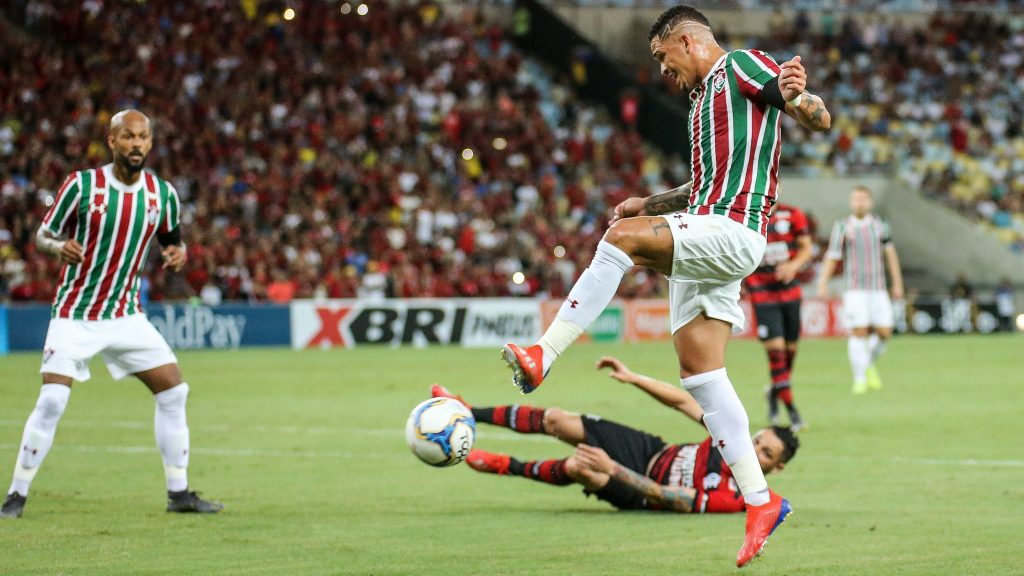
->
[40, 315, 178, 382]
[665, 213, 767, 334]
[842, 290, 894, 329]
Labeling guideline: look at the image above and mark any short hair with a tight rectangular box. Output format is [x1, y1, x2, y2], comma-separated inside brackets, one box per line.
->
[649, 5, 711, 42]
[771, 426, 800, 463]
[852, 185, 873, 197]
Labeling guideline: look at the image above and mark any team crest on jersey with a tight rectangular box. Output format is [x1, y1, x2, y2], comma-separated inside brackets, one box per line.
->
[713, 70, 726, 93]
[89, 193, 107, 215]
[146, 191, 160, 225]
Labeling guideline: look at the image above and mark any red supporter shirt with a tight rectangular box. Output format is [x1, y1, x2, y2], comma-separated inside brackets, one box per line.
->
[646, 437, 745, 514]
[744, 203, 810, 305]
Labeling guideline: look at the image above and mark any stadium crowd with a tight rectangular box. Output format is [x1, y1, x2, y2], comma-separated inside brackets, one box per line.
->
[0, 0, 680, 303]
[735, 10, 1024, 251]
[2, 2, 1023, 305]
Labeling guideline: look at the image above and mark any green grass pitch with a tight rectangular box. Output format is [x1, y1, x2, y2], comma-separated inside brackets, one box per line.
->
[0, 335, 1020, 575]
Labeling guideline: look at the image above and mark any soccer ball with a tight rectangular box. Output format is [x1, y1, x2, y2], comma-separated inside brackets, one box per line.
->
[404, 398, 476, 467]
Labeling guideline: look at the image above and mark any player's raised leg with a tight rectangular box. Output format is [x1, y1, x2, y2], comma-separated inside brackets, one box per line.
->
[502, 216, 674, 393]
[135, 364, 223, 514]
[1, 375, 72, 519]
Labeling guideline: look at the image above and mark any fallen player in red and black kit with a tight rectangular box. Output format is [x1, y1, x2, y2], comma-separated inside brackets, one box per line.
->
[744, 202, 814, 431]
[432, 356, 799, 513]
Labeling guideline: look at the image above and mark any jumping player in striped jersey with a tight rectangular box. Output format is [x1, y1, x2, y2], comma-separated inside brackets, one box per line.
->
[1, 110, 222, 519]
[816, 186, 904, 394]
[501, 5, 831, 567]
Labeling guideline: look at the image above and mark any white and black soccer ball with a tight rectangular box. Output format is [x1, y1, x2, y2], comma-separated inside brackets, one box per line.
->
[404, 398, 476, 467]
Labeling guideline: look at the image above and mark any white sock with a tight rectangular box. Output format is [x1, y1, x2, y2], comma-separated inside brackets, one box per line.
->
[680, 369, 769, 506]
[867, 333, 888, 364]
[848, 337, 870, 383]
[154, 384, 190, 492]
[8, 384, 71, 497]
[537, 240, 634, 370]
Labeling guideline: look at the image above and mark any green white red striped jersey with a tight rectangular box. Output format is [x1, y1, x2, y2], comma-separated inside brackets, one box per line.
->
[41, 164, 181, 320]
[825, 214, 892, 291]
[686, 50, 783, 236]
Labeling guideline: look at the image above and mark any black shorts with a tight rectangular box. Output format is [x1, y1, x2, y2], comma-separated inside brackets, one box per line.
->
[754, 300, 802, 342]
[581, 415, 666, 510]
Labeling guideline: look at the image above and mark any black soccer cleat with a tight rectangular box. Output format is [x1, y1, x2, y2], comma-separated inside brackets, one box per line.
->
[788, 406, 807, 432]
[166, 489, 224, 514]
[0, 492, 27, 519]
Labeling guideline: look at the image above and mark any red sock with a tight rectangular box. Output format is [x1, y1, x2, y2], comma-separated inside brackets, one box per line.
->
[777, 387, 794, 406]
[475, 405, 546, 433]
[768, 349, 791, 388]
[785, 348, 797, 371]
[510, 458, 573, 485]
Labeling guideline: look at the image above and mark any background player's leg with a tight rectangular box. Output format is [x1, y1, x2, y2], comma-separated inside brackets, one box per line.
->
[866, 326, 891, 390]
[136, 364, 190, 493]
[5, 376, 72, 503]
[783, 340, 805, 430]
[533, 217, 673, 374]
[848, 327, 871, 394]
[763, 336, 789, 426]
[674, 315, 770, 507]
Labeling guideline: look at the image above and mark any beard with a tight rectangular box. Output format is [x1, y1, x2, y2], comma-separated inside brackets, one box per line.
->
[117, 151, 147, 173]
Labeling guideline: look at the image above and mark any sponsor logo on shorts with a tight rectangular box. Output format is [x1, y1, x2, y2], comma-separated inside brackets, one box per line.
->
[42, 347, 55, 362]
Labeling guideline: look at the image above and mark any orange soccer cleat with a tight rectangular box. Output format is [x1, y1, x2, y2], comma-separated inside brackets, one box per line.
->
[500, 343, 546, 394]
[737, 491, 793, 568]
[464, 449, 510, 475]
[429, 384, 470, 408]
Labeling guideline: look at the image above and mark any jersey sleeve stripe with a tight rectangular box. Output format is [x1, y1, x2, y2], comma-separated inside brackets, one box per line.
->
[43, 173, 81, 234]
[826, 221, 844, 260]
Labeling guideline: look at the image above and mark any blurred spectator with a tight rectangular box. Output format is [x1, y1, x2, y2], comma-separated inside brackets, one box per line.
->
[950, 273, 974, 302]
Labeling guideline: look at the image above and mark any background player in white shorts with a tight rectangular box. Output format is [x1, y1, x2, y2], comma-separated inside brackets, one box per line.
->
[1, 110, 222, 519]
[817, 186, 904, 394]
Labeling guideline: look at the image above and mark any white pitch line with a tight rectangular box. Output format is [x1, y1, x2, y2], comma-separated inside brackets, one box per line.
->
[0, 443, 393, 460]
[889, 456, 1024, 468]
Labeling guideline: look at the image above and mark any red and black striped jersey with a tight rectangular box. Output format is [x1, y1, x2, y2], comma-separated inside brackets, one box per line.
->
[745, 203, 810, 304]
[646, 437, 745, 514]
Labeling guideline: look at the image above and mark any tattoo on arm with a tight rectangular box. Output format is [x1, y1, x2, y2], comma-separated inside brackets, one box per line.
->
[642, 182, 692, 216]
[649, 219, 670, 236]
[609, 465, 695, 513]
[792, 94, 830, 131]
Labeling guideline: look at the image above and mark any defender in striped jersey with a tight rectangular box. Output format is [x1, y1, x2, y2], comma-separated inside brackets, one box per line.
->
[501, 5, 830, 566]
[1, 110, 222, 520]
[816, 186, 905, 394]
[432, 357, 797, 515]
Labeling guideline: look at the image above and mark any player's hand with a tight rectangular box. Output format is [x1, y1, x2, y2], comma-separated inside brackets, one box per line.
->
[778, 55, 807, 102]
[161, 244, 187, 272]
[574, 444, 616, 475]
[597, 356, 635, 384]
[891, 284, 905, 301]
[609, 197, 645, 226]
[774, 261, 800, 284]
[59, 239, 84, 264]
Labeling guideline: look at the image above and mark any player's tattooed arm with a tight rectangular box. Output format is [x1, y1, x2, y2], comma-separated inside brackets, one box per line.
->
[786, 92, 832, 132]
[607, 464, 696, 513]
[641, 182, 692, 216]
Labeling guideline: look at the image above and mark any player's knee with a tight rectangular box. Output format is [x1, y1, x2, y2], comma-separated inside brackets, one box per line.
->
[155, 383, 189, 412]
[542, 408, 567, 435]
[602, 219, 645, 256]
[563, 456, 584, 480]
[36, 388, 69, 421]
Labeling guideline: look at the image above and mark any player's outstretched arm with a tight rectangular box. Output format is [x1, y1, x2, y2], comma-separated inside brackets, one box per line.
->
[575, 444, 696, 513]
[778, 56, 831, 132]
[597, 356, 704, 424]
